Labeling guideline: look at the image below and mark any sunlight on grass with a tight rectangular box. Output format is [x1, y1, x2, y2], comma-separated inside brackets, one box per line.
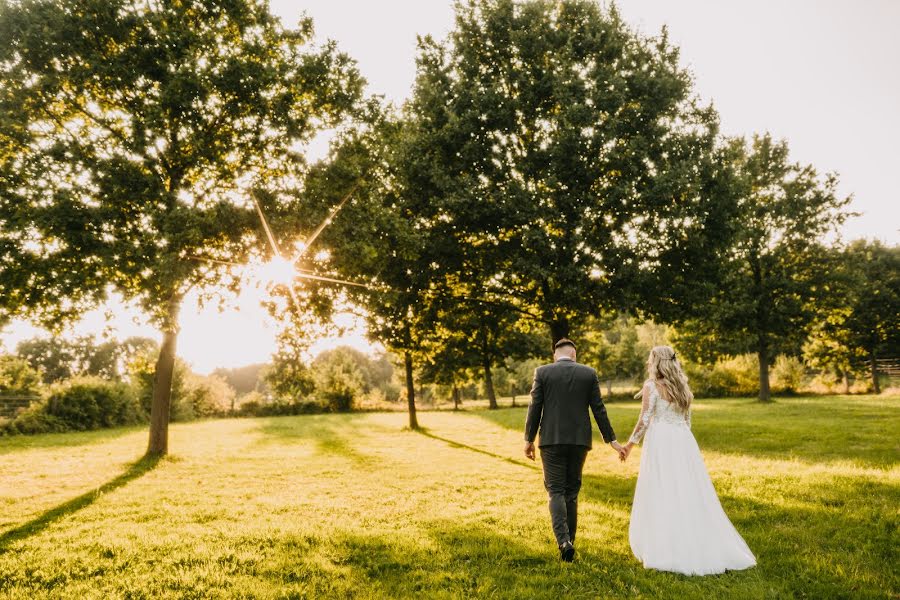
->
[0, 396, 896, 598]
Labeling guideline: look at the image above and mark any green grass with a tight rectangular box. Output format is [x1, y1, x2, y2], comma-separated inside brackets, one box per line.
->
[0, 396, 897, 599]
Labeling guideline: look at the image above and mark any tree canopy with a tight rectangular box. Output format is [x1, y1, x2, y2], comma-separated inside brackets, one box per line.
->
[0, 0, 362, 453]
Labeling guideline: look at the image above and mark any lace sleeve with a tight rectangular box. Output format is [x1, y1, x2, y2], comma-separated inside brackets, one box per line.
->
[686, 405, 692, 429]
[628, 381, 656, 445]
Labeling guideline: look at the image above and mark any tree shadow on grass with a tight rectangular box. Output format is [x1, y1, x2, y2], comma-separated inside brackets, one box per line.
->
[416, 427, 541, 471]
[254, 521, 768, 599]
[0, 453, 160, 552]
[412, 426, 898, 597]
[255, 415, 373, 465]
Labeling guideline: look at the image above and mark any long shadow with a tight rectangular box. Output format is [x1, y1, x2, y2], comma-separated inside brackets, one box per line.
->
[0, 453, 160, 552]
[416, 428, 540, 471]
[255, 414, 373, 465]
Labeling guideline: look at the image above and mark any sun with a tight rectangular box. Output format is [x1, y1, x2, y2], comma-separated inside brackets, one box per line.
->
[258, 255, 298, 288]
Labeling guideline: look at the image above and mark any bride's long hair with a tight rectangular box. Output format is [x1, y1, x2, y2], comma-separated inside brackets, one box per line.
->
[647, 345, 693, 411]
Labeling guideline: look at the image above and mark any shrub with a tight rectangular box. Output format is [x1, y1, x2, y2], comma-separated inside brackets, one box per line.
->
[312, 352, 365, 412]
[683, 355, 759, 397]
[0, 402, 67, 435]
[771, 355, 807, 394]
[0, 354, 43, 395]
[45, 377, 144, 430]
[177, 373, 236, 420]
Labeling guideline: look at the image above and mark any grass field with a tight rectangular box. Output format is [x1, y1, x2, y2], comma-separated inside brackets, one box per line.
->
[0, 395, 897, 599]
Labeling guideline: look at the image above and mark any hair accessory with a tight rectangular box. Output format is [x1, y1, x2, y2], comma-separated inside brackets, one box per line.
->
[671, 352, 677, 360]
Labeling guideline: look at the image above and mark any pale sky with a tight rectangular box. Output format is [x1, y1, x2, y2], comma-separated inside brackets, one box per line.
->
[2, 0, 897, 373]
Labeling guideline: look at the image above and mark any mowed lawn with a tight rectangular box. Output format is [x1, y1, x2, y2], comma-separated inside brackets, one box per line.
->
[0, 396, 897, 599]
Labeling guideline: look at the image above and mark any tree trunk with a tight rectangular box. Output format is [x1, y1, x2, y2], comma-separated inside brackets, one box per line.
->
[404, 351, 419, 429]
[484, 360, 497, 409]
[606, 380, 613, 398]
[147, 295, 182, 456]
[452, 385, 460, 411]
[549, 317, 570, 352]
[840, 369, 850, 394]
[511, 392, 516, 408]
[751, 256, 771, 403]
[869, 349, 881, 394]
[757, 336, 771, 403]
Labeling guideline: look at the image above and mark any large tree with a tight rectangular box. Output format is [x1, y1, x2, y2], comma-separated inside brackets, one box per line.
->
[0, 0, 361, 454]
[676, 134, 851, 401]
[404, 0, 737, 350]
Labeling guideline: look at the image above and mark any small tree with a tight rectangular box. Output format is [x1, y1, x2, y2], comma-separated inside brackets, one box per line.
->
[297, 111, 435, 429]
[805, 241, 900, 393]
[0, 355, 43, 397]
[313, 351, 365, 412]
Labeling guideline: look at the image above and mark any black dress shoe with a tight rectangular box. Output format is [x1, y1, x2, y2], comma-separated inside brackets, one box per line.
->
[559, 541, 575, 562]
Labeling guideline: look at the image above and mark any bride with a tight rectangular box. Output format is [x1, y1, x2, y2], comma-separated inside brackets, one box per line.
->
[622, 346, 756, 575]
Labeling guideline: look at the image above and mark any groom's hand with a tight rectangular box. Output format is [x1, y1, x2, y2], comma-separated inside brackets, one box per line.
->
[524, 441, 535, 461]
[610, 440, 626, 461]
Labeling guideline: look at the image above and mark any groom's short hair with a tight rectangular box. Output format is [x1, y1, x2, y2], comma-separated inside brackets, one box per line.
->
[554, 338, 576, 351]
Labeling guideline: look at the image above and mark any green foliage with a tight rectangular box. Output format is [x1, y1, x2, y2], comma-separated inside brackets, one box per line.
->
[683, 355, 760, 397]
[312, 347, 395, 398]
[236, 391, 325, 417]
[312, 349, 365, 412]
[676, 134, 851, 400]
[263, 350, 315, 403]
[126, 344, 189, 419]
[15, 335, 148, 383]
[770, 355, 806, 395]
[0, 403, 67, 435]
[0, 0, 363, 452]
[684, 353, 811, 398]
[503, 356, 544, 398]
[402, 0, 736, 343]
[0, 0, 364, 326]
[0, 354, 43, 396]
[45, 376, 144, 431]
[804, 240, 900, 392]
[181, 372, 236, 418]
[211, 363, 269, 397]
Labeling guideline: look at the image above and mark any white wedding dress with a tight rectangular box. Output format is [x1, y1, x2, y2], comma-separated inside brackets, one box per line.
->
[628, 380, 756, 575]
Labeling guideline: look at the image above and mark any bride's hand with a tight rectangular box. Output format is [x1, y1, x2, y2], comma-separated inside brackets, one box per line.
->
[622, 442, 634, 462]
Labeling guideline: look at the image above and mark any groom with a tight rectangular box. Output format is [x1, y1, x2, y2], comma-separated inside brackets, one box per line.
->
[524, 338, 624, 562]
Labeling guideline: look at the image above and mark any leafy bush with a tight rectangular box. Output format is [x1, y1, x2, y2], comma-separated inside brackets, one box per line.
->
[45, 377, 145, 430]
[313, 353, 364, 412]
[683, 355, 759, 397]
[771, 355, 807, 394]
[0, 402, 67, 435]
[0, 354, 43, 395]
[176, 373, 236, 420]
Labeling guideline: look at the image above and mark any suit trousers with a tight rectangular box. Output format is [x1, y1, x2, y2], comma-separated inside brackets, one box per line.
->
[540, 444, 589, 547]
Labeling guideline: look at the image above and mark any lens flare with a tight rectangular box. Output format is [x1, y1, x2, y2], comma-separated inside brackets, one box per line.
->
[259, 255, 298, 287]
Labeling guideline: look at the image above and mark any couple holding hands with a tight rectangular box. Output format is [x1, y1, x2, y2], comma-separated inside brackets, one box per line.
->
[523, 338, 756, 575]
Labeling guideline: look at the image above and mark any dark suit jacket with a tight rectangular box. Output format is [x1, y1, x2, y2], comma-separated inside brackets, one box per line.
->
[524, 358, 616, 448]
